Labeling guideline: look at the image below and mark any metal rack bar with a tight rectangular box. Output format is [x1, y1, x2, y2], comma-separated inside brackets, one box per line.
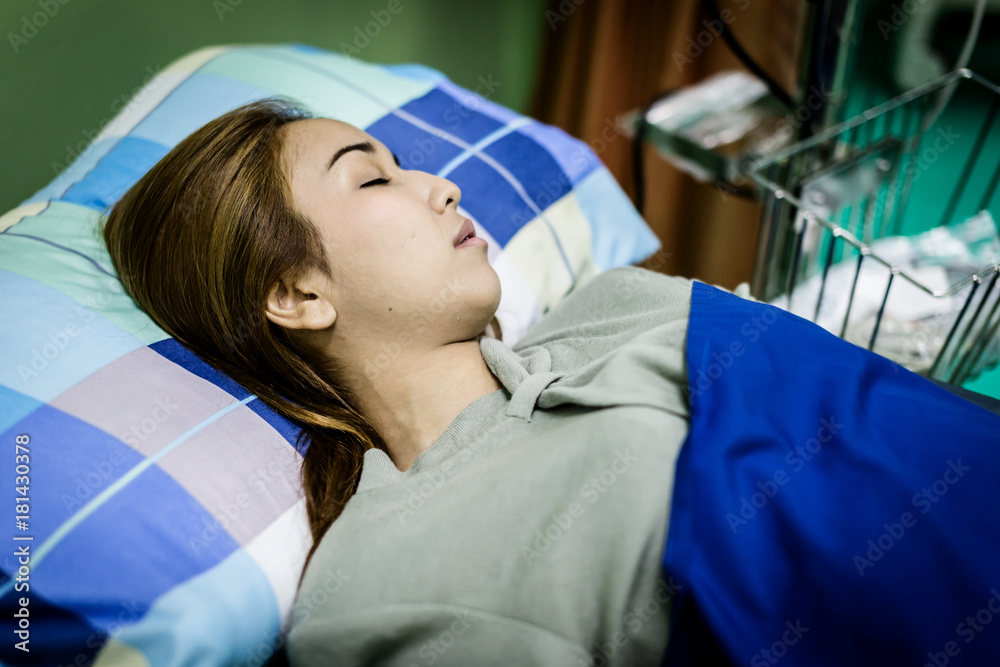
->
[840, 252, 865, 339]
[930, 278, 981, 378]
[869, 271, 895, 351]
[814, 229, 840, 321]
[978, 153, 1000, 212]
[939, 95, 1000, 227]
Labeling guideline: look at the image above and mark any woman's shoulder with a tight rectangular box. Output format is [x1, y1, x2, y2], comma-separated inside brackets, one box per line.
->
[512, 266, 694, 353]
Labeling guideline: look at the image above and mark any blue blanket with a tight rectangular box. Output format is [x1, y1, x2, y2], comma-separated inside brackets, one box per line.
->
[662, 281, 1000, 666]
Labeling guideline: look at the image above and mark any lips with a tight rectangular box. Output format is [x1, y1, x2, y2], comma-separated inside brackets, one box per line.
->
[453, 218, 476, 247]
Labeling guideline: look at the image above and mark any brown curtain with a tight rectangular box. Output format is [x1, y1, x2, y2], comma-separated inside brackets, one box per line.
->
[529, 0, 802, 289]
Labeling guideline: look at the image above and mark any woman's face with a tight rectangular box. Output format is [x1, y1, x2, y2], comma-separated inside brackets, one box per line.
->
[278, 118, 501, 348]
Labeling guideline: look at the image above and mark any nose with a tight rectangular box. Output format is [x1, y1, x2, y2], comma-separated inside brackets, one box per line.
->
[428, 173, 461, 214]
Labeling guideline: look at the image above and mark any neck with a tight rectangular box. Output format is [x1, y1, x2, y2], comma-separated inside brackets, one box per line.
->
[343, 336, 504, 471]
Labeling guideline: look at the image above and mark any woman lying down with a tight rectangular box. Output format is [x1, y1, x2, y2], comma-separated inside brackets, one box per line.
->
[102, 99, 1000, 666]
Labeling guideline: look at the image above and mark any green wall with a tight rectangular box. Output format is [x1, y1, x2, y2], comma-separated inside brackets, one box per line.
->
[0, 0, 549, 213]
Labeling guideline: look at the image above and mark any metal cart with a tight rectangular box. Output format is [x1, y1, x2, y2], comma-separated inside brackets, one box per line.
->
[744, 68, 1000, 385]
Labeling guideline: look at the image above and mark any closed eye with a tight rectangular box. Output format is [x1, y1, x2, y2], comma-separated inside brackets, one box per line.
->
[359, 151, 399, 188]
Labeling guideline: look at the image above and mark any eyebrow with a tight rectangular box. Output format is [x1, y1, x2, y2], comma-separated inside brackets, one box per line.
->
[327, 141, 374, 172]
[326, 141, 401, 172]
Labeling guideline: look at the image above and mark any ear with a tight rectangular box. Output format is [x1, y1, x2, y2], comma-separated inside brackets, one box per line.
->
[264, 267, 337, 331]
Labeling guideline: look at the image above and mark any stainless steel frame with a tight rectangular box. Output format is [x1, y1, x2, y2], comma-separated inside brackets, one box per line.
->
[746, 68, 1000, 384]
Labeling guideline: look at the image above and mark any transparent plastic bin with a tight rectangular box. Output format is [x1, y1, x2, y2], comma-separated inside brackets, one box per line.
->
[745, 68, 1000, 385]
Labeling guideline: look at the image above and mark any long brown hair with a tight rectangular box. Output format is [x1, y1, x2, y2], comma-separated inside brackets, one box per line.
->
[102, 98, 398, 580]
